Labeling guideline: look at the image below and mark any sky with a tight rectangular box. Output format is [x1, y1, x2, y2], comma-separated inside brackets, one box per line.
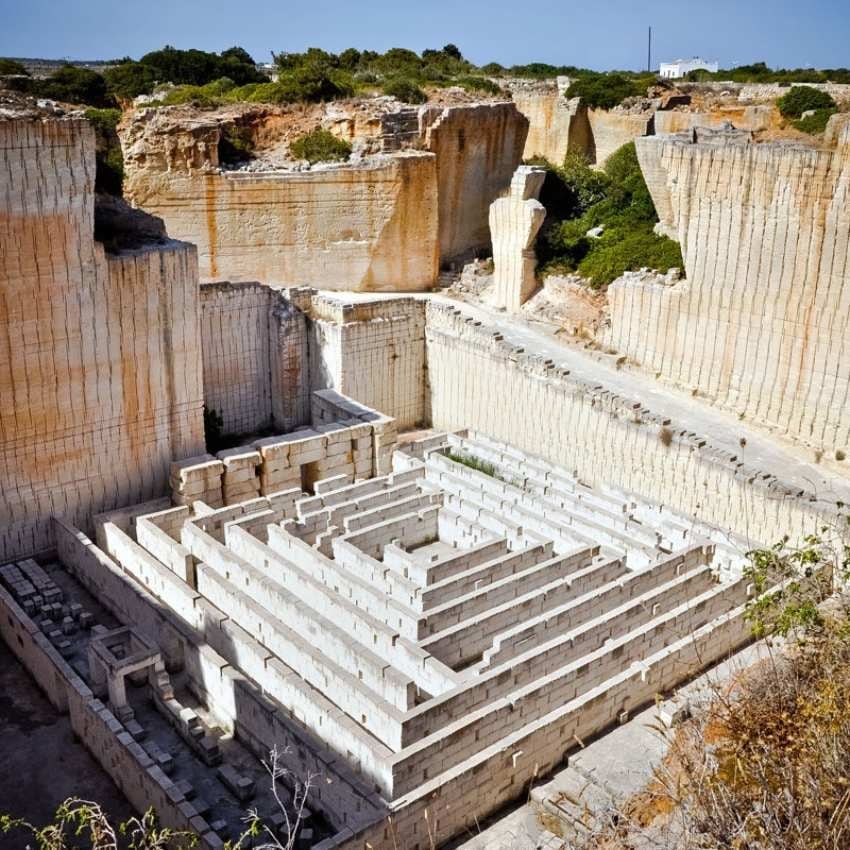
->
[2, 0, 849, 71]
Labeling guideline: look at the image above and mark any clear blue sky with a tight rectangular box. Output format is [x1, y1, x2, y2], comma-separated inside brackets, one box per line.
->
[2, 0, 849, 71]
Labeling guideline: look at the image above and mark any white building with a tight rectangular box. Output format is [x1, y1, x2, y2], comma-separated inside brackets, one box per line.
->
[659, 57, 719, 79]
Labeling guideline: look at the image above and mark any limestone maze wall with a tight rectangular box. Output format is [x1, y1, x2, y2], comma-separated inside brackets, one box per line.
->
[425, 302, 836, 545]
[0, 118, 205, 561]
[122, 143, 440, 291]
[604, 129, 850, 454]
[92, 425, 773, 850]
[422, 103, 528, 264]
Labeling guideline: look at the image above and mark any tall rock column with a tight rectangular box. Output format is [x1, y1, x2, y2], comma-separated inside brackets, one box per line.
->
[489, 166, 547, 312]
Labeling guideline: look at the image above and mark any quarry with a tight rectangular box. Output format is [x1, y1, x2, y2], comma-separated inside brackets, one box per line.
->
[2, 49, 850, 850]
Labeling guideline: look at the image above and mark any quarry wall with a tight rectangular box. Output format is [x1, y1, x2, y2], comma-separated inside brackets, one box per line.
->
[653, 105, 778, 134]
[507, 81, 582, 165]
[425, 303, 835, 546]
[123, 151, 439, 291]
[421, 103, 528, 264]
[198, 285, 425, 434]
[307, 296, 427, 429]
[200, 282, 312, 435]
[605, 130, 850, 454]
[0, 118, 205, 562]
[586, 108, 654, 164]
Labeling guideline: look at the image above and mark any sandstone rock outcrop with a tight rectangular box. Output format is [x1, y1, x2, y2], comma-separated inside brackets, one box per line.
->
[488, 166, 547, 311]
[605, 120, 850, 453]
[653, 104, 778, 135]
[0, 116, 205, 560]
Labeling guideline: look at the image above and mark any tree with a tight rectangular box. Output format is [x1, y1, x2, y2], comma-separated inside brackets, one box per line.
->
[103, 60, 157, 100]
[442, 43, 463, 60]
[39, 65, 111, 107]
[338, 48, 361, 70]
[0, 57, 28, 75]
[220, 46, 255, 66]
[777, 84, 836, 118]
[565, 72, 644, 109]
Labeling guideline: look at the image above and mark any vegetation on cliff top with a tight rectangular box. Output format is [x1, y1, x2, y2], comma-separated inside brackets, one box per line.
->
[289, 128, 352, 164]
[533, 143, 683, 287]
[0, 57, 28, 76]
[84, 107, 124, 195]
[565, 72, 655, 109]
[682, 60, 850, 84]
[775, 84, 839, 134]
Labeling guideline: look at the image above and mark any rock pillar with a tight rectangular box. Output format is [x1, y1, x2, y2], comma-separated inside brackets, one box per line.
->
[488, 166, 547, 312]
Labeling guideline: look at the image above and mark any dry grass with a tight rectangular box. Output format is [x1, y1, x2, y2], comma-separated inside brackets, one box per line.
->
[651, 621, 850, 850]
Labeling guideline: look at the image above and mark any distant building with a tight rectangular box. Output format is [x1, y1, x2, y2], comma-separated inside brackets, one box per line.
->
[659, 57, 719, 79]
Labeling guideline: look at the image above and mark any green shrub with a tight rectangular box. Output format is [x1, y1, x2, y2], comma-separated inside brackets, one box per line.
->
[138, 45, 263, 87]
[85, 107, 124, 195]
[777, 85, 836, 118]
[218, 123, 254, 165]
[565, 72, 646, 108]
[103, 60, 157, 101]
[11, 64, 112, 107]
[481, 62, 505, 76]
[577, 226, 683, 287]
[793, 107, 838, 135]
[104, 46, 262, 102]
[453, 75, 504, 95]
[253, 65, 353, 103]
[290, 128, 352, 164]
[382, 77, 427, 103]
[536, 141, 683, 287]
[0, 57, 28, 75]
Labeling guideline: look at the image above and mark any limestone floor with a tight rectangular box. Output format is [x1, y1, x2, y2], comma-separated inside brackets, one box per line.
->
[0, 637, 135, 839]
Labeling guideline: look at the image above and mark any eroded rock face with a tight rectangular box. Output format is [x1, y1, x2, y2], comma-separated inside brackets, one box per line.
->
[488, 166, 547, 312]
[503, 77, 583, 164]
[0, 116, 205, 559]
[605, 118, 850, 454]
[421, 102, 529, 265]
[120, 100, 528, 284]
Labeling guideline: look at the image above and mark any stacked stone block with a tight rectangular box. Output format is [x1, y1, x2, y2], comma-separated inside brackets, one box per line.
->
[170, 456, 225, 508]
[217, 448, 262, 503]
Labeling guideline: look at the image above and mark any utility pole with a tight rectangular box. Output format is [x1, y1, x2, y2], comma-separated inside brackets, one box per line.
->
[647, 26, 652, 73]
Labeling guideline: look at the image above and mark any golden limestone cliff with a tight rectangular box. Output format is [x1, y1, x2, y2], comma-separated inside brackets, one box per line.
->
[120, 108, 440, 291]
[605, 119, 850, 454]
[119, 101, 528, 288]
[0, 117, 205, 560]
